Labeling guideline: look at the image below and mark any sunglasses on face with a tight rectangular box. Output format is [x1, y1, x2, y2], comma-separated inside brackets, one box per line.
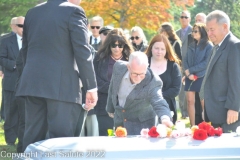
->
[180, 16, 189, 19]
[16, 24, 24, 28]
[111, 43, 124, 48]
[91, 26, 100, 29]
[192, 30, 199, 33]
[130, 36, 140, 40]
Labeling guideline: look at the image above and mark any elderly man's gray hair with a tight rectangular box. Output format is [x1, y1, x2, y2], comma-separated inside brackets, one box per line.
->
[206, 10, 230, 29]
[128, 51, 149, 67]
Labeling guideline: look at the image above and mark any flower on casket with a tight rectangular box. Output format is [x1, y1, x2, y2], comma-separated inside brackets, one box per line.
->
[148, 126, 159, 137]
[115, 126, 127, 137]
[192, 122, 223, 140]
[140, 128, 149, 137]
[214, 127, 223, 136]
[236, 126, 240, 136]
[193, 129, 208, 140]
[141, 121, 192, 138]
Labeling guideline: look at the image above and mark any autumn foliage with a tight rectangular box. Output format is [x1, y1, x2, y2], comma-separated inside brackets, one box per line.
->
[81, 0, 194, 30]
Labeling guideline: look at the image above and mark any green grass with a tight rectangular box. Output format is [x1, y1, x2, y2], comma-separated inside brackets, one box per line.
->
[0, 122, 16, 160]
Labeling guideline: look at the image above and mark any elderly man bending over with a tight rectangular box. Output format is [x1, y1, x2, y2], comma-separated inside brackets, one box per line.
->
[106, 51, 173, 135]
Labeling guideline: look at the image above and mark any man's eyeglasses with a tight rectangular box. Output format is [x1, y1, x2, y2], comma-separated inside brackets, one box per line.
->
[91, 26, 100, 29]
[180, 16, 189, 19]
[192, 30, 199, 33]
[16, 24, 24, 28]
[111, 43, 124, 48]
[130, 72, 146, 78]
[130, 36, 140, 40]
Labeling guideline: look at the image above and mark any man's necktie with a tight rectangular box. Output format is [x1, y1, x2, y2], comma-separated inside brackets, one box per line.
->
[94, 38, 97, 45]
[199, 45, 219, 100]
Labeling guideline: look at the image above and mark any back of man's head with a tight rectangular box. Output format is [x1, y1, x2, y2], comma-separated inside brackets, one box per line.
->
[195, 13, 206, 23]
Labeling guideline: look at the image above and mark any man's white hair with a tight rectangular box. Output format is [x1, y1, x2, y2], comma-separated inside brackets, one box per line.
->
[89, 16, 104, 27]
[206, 10, 230, 29]
[128, 51, 149, 67]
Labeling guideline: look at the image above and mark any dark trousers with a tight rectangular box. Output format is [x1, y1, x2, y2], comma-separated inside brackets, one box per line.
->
[16, 96, 25, 153]
[96, 115, 114, 136]
[23, 96, 82, 151]
[3, 90, 18, 144]
[195, 92, 203, 125]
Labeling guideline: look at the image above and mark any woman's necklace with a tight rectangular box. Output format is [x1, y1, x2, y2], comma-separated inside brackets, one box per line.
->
[111, 55, 123, 61]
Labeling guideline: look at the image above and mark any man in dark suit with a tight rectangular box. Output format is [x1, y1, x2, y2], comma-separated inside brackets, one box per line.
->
[89, 16, 103, 51]
[0, 17, 18, 121]
[203, 10, 240, 132]
[106, 52, 173, 135]
[0, 16, 25, 151]
[15, 0, 98, 151]
[176, 10, 192, 120]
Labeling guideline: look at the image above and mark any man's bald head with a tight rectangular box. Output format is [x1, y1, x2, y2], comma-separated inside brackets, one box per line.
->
[195, 13, 207, 23]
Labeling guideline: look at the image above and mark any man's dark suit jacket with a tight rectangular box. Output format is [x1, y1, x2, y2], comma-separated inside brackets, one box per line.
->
[0, 34, 19, 91]
[204, 33, 240, 132]
[0, 32, 15, 73]
[15, 0, 97, 104]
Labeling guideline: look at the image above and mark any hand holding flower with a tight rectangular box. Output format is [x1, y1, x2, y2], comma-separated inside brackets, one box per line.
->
[161, 118, 173, 128]
[188, 75, 198, 91]
[188, 74, 195, 80]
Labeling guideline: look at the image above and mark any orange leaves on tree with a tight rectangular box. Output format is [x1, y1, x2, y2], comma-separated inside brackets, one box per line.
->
[81, 0, 194, 30]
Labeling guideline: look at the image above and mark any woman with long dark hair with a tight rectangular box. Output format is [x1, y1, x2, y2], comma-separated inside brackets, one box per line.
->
[93, 28, 134, 136]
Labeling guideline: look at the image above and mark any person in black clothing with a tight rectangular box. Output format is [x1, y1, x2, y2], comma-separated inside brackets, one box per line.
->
[146, 34, 181, 124]
[130, 26, 148, 52]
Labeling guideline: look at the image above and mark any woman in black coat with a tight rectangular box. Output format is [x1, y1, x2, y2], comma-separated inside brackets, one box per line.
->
[146, 34, 181, 124]
[93, 28, 134, 136]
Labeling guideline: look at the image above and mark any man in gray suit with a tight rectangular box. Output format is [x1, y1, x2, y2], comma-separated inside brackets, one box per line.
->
[176, 10, 192, 119]
[106, 52, 173, 135]
[203, 10, 240, 132]
[15, 0, 98, 151]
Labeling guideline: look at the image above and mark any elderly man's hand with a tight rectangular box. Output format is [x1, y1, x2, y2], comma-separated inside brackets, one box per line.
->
[161, 118, 173, 128]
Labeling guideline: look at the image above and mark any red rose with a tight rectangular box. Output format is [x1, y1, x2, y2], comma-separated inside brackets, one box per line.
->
[193, 75, 198, 81]
[198, 122, 211, 131]
[207, 126, 215, 136]
[193, 129, 208, 140]
[214, 127, 223, 136]
[148, 126, 159, 137]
